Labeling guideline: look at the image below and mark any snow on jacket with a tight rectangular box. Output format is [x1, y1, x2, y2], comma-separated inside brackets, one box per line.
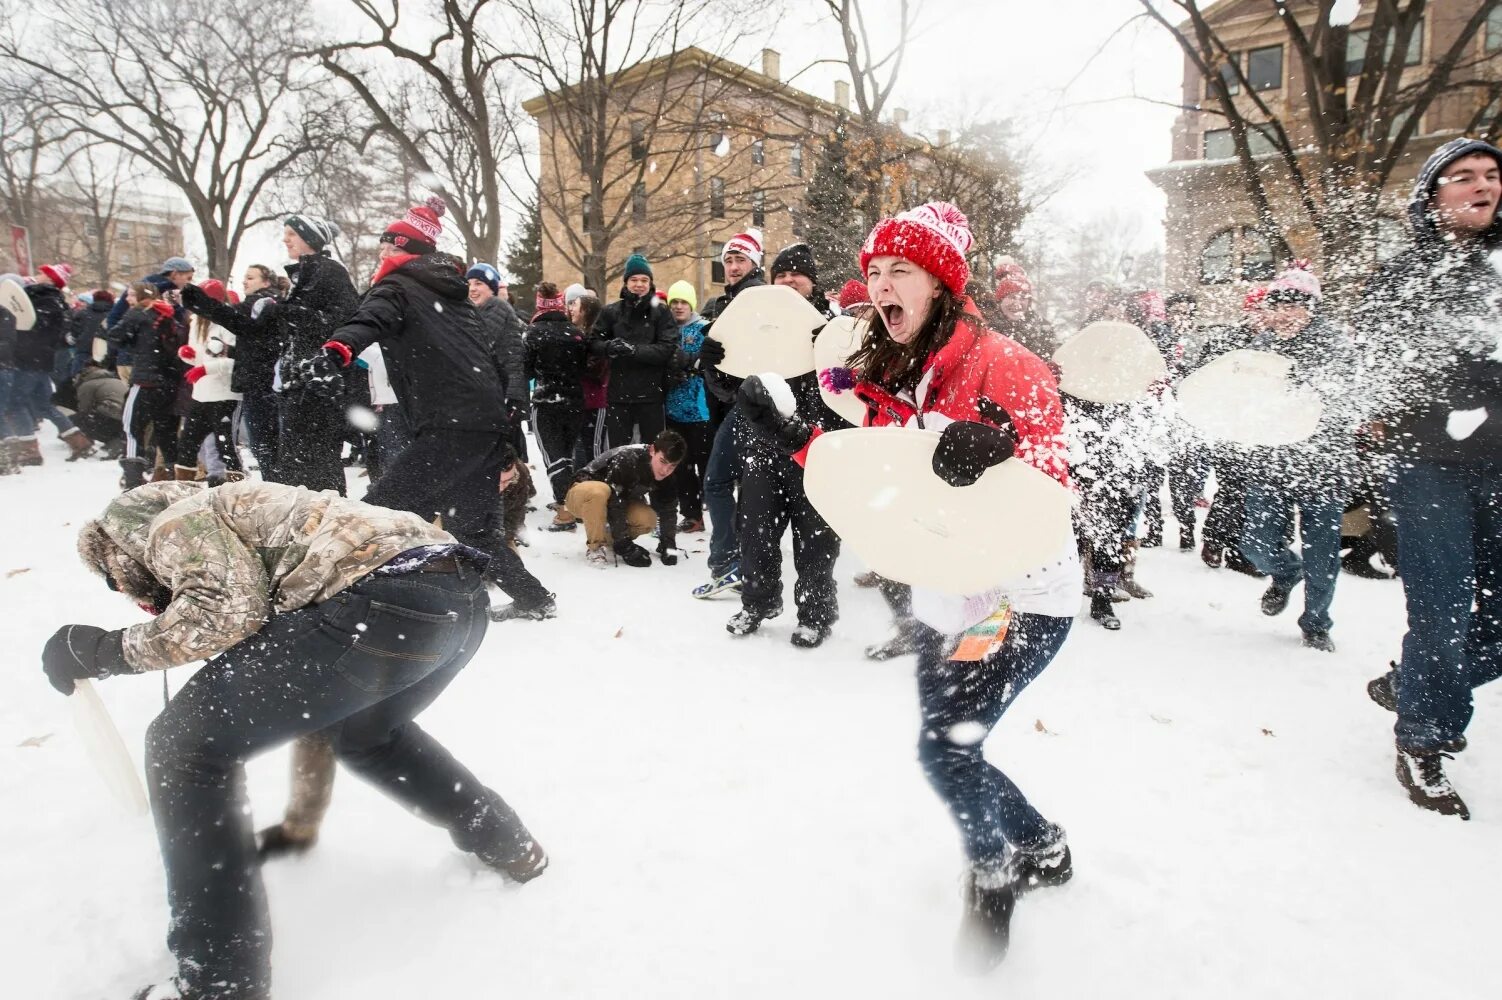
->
[18, 282, 68, 371]
[327, 252, 506, 434]
[589, 285, 679, 404]
[184, 286, 285, 395]
[280, 251, 360, 379]
[665, 314, 709, 423]
[106, 301, 182, 387]
[92, 480, 457, 671]
[524, 309, 589, 407]
[74, 365, 127, 425]
[181, 321, 241, 403]
[477, 296, 528, 405]
[1358, 137, 1502, 466]
[574, 443, 678, 550]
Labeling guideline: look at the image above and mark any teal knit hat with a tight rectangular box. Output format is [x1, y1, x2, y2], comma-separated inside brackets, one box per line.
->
[623, 253, 653, 280]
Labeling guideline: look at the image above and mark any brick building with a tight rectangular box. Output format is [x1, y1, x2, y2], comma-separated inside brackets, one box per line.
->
[4, 187, 186, 290]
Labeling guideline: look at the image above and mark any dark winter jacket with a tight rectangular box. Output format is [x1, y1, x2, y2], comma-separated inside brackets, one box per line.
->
[1358, 137, 1502, 466]
[0, 304, 15, 369]
[574, 443, 678, 550]
[17, 283, 68, 371]
[589, 286, 678, 405]
[68, 298, 113, 373]
[106, 301, 182, 387]
[106, 271, 180, 366]
[327, 252, 506, 434]
[477, 296, 528, 405]
[524, 310, 589, 407]
[183, 286, 284, 394]
[280, 251, 360, 377]
[74, 364, 127, 424]
[699, 267, 766, 323]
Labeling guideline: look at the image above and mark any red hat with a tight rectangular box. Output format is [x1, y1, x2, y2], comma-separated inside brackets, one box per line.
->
[722, 228, 764, 267]
[993, 263, 1031, 300]
[199, 279, 228, 304]
[837, 279, 869, 309]
[535, 287, 566, 316]
[228, 290, 241, 305]
[381, 196, 447, 254]
[655, 289, 668, 301]
[859, 201, 973, 296]
[1242, 286, 1268, 312]
[38, 263, 72, 289]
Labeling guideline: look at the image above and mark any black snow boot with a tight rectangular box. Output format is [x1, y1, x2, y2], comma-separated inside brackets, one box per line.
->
[1367, 666, 1398, 712]
[1011, 824, 1073, 894]
[955, 860, 1018, 974]
[1225, 549, 1266, 578]
[790, 622, 831, 648]
[613, 540, 652, 568]
[727, 605, 781, 636]
[1395, 748, 1470, 820]
[1301, 630, 1335, 653]
[1090, 594, 1121, 630]
[1260, 580, 1293, 616]
[865, 619, 919, 660]
[1179, 526, 1196, 551]
[1200, 542, 1223, 568]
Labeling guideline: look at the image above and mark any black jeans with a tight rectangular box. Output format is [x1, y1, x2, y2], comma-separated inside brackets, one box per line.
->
[532, 402, 585, 504]
[143, 568, 536, 998]
[176, 400, 243, 474]
[737, 448, 840, 627]
[666, 418, 711, 520]
[121, 383, 179, 484]
[601, 399, 665, 451]
[273, 390, 345, 494]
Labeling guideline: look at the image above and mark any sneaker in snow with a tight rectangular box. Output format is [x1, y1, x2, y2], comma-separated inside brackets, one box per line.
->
[727, 606, 780, 636]
[791, 623, 830, 648]
[490, 595, 557, 622]
[678, 516, 705, 533]
[1395, 748, 1469, 820]
[954, 860, 1018, 974]
[1011, 825, 1073, 893]
[1260, 580, 1293, 616]
[693, 565, 743, 599]
[586, 547, 610, 567]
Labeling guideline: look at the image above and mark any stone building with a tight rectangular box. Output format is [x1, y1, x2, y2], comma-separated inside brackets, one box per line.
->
[1147, 0, 1502, 320]
[4, 186, 185, 290]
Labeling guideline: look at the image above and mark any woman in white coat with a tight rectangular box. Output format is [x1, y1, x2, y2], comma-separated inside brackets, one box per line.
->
[172, 278, 243, 484]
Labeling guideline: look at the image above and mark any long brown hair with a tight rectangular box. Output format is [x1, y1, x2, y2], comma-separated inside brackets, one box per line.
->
[847, 285, 971, 394]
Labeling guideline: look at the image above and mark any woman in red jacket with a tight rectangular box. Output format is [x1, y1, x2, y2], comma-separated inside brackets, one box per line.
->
[736, 202, 1081, 969]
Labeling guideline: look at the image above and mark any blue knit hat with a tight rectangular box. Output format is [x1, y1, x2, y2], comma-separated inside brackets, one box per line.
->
[466, 262, 501, 294]
[623, 254, 652, 280]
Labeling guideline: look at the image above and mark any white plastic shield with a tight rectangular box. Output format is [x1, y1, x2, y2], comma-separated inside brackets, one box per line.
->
[1053, 321, 1166, 404]
[0, 277, 36, 331]
[1177, 349, 1325, 446]
[711, 284, 822, 378]
[812, 314, 869, 426]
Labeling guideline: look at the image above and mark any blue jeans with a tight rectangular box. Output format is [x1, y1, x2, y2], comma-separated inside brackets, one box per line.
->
[11, 368, 76, 435]
[144, 567, 536, 997]
[916, 612, 1073, 863]
[1389, 459, 1502, 750]
[0, 368, 33, 438]
[704, 410, 743, 575]
[1239, 481, 1344, 634]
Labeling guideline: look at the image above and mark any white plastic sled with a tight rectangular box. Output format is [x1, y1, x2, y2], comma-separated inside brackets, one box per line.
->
[1177, 349, 1324, 446]
[711, 284, 823, 379]
[1052, 321, 1166, 404]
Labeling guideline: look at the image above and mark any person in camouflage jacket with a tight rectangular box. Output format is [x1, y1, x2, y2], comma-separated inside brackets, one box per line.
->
[41, 480, 548, 1000]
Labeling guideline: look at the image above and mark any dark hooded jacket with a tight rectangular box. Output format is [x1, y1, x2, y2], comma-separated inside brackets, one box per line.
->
[524, 309, 589, 407]
[280, 251, 360, 374]
[18, 282, 68, 371]
[477, 295, 527, 404]
[589, 284, 678, 404]
[69, 297, 113, 372]
[327, 251, 506, 434]
[1358, 137, 1502, 465]
[182, 286, 285, 394]
[106, 301, 182, 387]
[573, 443, 677, 550]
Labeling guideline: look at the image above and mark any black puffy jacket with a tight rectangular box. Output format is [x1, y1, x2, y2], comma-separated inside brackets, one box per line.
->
[328, 252, 506, 434]
[589, 286, 678, 404]
[106, 302, 182, 387]
[281, 251, 359, 374]
[184, 286, 285, 394]
[477, 296, 528, 404]
[524, 310, 588, 406]
[574, 443, 678, 550]
[17, 283, 68, 371]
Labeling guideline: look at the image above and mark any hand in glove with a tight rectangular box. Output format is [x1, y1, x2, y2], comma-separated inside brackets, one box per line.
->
[290, 343, 349, 400]
[737, 374, 811, 455]
[185, 366, 207, 385]
[613, 539, 652, 568]
[657, 544, 678, 566]
[42, 624, 130, 695]
[931, 418, 1017, 488]
[179, 283, 211, 312]
[697, 336, 726, 368]
[178, 344, 197, 363]
[603, 338, 636, 359]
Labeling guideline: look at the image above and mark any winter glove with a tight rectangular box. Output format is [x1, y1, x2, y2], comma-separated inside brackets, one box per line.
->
[603, 338, 636, 359]
[931, 419, 1017, 488]
[290, 344, 348, 400]
[185, 366, 207, 385]
[177, 344, 196, 362]
[613, 539, 653, 568]
[657, 544, 678, 567]
[179, 283, 211, 312]
[42, 624, 130, 695]
[698, 336, 726, 368]
[738, 374, 812, 455]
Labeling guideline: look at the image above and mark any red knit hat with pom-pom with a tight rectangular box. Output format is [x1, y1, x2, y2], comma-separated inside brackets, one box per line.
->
[199, 279, 228, 304]
[993, 263, 1032, 301]
[837, 279, 869, 309]
[859, 201, 973, 296]
[381, 196, 447, 254]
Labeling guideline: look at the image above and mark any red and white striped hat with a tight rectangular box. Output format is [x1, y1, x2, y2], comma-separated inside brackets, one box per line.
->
[38, 263, 73, 289]
[860, 201, 973, 296]
[721, 227, 764, 267]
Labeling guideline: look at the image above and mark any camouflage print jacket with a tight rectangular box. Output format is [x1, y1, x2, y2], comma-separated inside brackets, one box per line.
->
[94, 481, 456, 670]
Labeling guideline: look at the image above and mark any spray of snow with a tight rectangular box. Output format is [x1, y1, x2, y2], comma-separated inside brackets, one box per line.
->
[1328, 0, 1360, 27]
[713, 136, 731, 157]
[946, 721, 988, 746]
[759, 373, 796, 418]
[346, 406, 380, 433]
[1445, 407, 1488, 440]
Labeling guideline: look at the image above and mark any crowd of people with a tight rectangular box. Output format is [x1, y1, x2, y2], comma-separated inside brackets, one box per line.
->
[9, 135, 1501, 998]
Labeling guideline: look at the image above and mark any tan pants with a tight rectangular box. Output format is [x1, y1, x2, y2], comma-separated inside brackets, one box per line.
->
[117, 365, 132, 384]
[564, 480, 656, 549]
[281, 731, 337, 840]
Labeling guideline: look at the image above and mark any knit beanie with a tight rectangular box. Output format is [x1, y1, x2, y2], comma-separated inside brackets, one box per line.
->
[665, 280, 697, 311]
[1264, 260, 1322, 304]
[623, 253, 653, 280]
[285, 214, 341, 252]
[381, 196, 447, 255]
[722, 228, 764, 267]
[38, 263, 72, 289]
[466, 262, 501, 294]
[836, 279, 869, 309]
[535, 286, 566, 314]
[161, 256, 194, 274]
[859, 201, 973, 296]
[770, 243, 817, 285]
[199, 279, 228, 304]
[993, 263, 1031, 300]
[564, 283, 588, 306]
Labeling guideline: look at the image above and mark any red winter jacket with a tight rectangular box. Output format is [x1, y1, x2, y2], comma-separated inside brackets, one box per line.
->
[795, 307, 1071, 489]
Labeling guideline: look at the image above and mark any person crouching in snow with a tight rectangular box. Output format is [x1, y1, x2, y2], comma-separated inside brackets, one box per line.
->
[734, 201, 1080, 970]
[563, 429, 686, 566]
[41, 480, 546, 1000]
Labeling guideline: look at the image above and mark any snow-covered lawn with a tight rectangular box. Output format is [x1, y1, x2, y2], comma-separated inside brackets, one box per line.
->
[2, 436, 1498, 999]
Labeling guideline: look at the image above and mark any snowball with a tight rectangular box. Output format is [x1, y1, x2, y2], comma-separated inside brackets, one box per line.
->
[713, 136, 730, 157]
[1328, 0, 1360, 26]
[346, 405, 380, 433]
[759, 372, 796, 418]
[434, 302, 444, 313]
[1446, 407, 1488, 440]
[946, 721, 988, 746]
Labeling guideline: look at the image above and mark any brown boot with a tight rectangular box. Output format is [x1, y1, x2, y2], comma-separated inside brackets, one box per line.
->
[1121, 540, 1154, 599]
[15, 437, 43, 466]
[173, 465, 199, 481]
[62, 428, 95, 461]
[223, 470, 246, 483]
[150, 466, 174, 483]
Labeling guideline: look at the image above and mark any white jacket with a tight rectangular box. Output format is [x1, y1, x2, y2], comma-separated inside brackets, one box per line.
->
[182, 322, 241, 403]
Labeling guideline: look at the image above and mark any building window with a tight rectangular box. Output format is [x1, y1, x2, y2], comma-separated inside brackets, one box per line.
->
[1241, 229, 1276, 281]
[1204, 124, 1277, 160]
[630, 121, 646, 162]
[790, 142, 803, 178]
[1346, 20, 1423, 77]
[118, 254, 132, 272]
[1246, 44, 1283, 92]
[708, 112, 726, 154]
[751, 138, 764, 166]
[84, 218, 99, 238]
[1200, 229, 1234, 284]
[117, 222, 134, 239]
[709, 177, 725, 218]
[711, 242, 725, 284]
[1489, 9, 1502, 53]
[1206, 51, 1240, 97]
[632, 182, 647, 225]
[579, 132, 593, 172]
[752, 190, 765, 227]
[1385, 105, 1420, 140]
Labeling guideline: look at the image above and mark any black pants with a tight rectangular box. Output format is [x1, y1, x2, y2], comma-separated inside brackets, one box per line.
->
[1075, 464, 1145, 585]
[121, 383, 178, 485]
[239, 391, 279, 478]
[666, 418, 711, 520]
[143, 569, 536, 997]
[600, 400, 664, 452]
[1204, 454, 1251, 552]
[532, 402, 585, 504]
[274, 390, 346, 494]
[1169, 445, 1210, 535]
[176, 400, 243, 474]
[362, 428, 504, 549]
[737, 448, 840, 627]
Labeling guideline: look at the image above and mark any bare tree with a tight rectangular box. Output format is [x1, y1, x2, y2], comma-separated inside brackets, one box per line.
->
[51, 143, 143, 288]
[0, 75, 72, 270]
[922, 121, 1032, 275]
[0, 0, 333, 274]
[1141, 0, 1502, 300]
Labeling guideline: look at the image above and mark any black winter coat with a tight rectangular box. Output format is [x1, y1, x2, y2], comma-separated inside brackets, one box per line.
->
[281, 251, 359, 373]
[17, 283, 68, 371]
[69, 299, 112, 371]
[0, 304, 14, 369]
[183, 286, 285, 394]
[589, 286, 678, 404]
[106, 303, 182, 387]
[575, 443, 678, 550]
[477, 297, 528, 404]
[524, 310, 588, 407]
[328, 252, 506, 434]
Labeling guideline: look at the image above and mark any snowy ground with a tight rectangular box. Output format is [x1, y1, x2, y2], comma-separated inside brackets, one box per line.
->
[2, 434, 1499, 1000]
